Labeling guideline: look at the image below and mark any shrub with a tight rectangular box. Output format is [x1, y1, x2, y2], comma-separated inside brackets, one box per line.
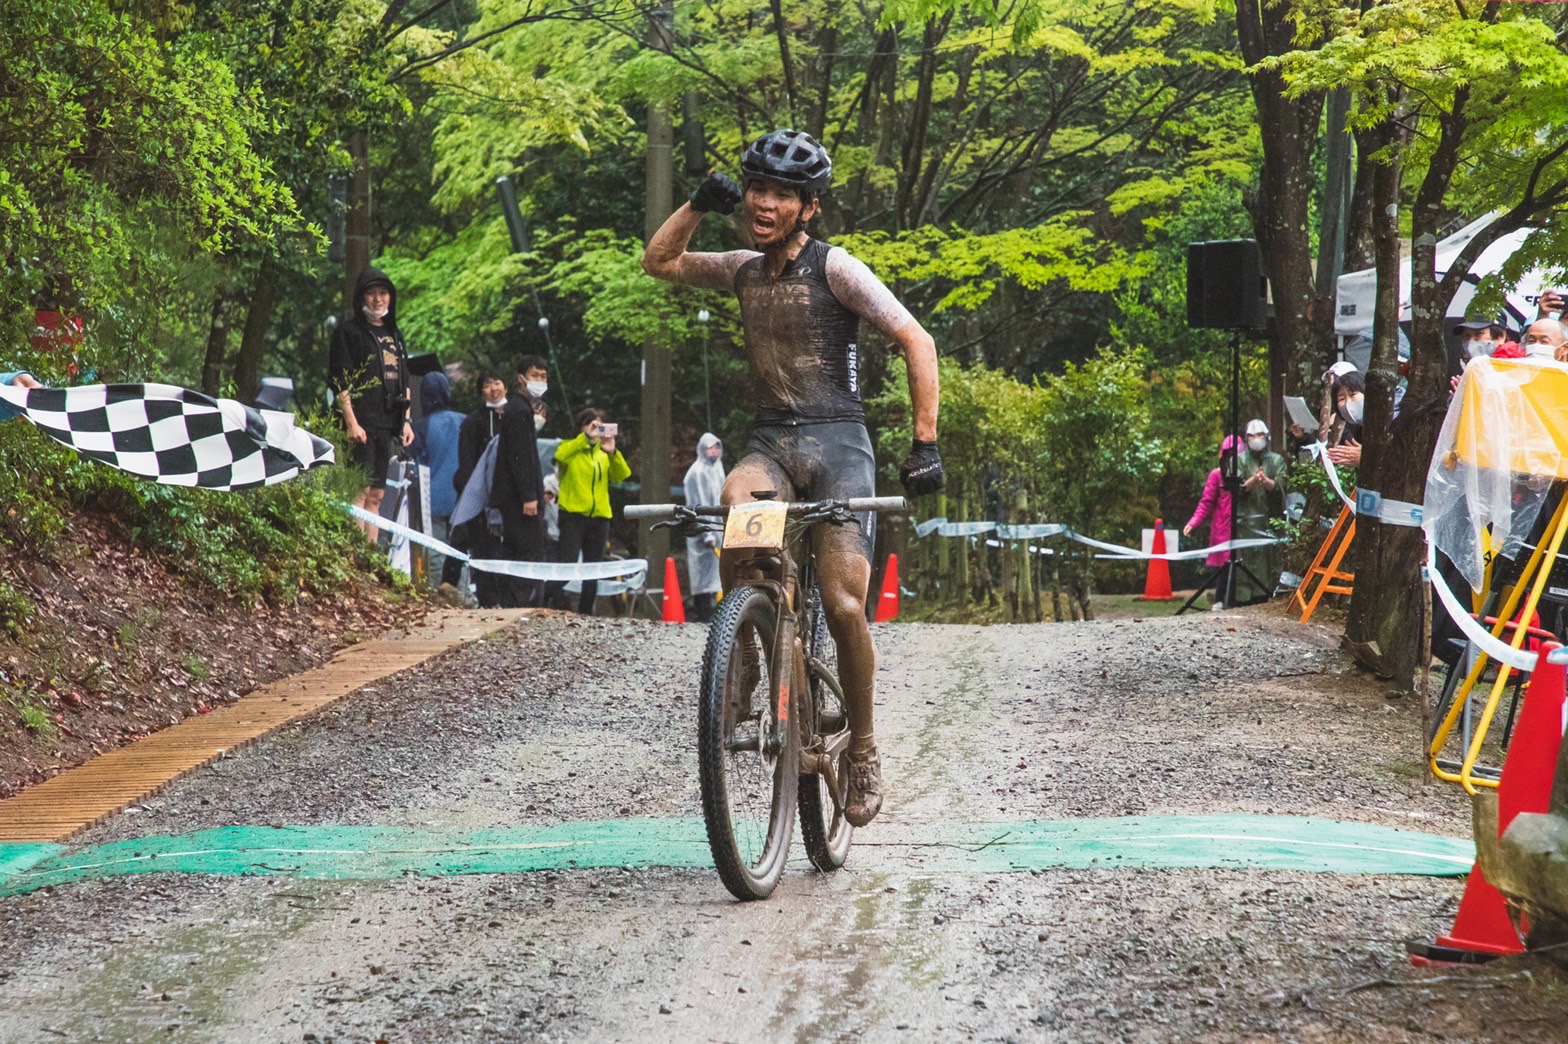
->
[0, 580, 34, 637]
[0, 403, 392, 611]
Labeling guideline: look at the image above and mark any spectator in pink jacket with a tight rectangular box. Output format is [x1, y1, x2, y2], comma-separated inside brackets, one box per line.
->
[1184, 435, 1240, 568]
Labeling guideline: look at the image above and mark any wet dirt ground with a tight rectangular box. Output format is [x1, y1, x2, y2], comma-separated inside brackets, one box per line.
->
[1, 609, 1566, 1042]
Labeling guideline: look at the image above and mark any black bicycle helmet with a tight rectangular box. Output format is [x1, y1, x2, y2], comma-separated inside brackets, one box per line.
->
[740, 129, 832, 195]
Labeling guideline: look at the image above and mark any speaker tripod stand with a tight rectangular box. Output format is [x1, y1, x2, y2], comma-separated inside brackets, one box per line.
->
[1178, 328, 1268, 615]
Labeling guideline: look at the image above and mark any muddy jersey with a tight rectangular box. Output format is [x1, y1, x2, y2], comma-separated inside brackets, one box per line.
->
[674, 238, 915, 425]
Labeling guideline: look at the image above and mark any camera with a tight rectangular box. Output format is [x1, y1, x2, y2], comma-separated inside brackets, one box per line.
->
[599, 422, 619, 438]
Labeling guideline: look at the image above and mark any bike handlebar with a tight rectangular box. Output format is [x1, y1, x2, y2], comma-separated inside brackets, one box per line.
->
[624, 496, 907, 520]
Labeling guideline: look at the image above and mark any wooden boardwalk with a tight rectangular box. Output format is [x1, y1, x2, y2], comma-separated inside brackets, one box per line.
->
[0, 608, 530, 843]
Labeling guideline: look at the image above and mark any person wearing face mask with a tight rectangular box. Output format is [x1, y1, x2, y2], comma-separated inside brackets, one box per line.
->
[454, 372, 509, 608]
[1325, 371, 1365, 467]
[517, 355, 550, 435]
[1521, 317, 1568, 361]
[328, 266, 414, 538]
[1183, 435, 1241, 610]
[682, 433, 726, 622]
[1455, 316, 1508, 361]
[491, 357, 548, 607]
[1289, 360, 1356, 455]
[1234, 419, 1287, 603]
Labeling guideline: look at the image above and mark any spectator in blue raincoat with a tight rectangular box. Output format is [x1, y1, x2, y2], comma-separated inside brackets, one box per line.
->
[411, 370, 466, 598]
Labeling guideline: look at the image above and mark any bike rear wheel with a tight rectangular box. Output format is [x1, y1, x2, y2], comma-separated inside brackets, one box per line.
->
[698, 584, 797, 900]
[798, 593, 853, 871]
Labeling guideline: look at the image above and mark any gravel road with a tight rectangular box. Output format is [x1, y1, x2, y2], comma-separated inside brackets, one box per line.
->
[1, 609, 1565, 1042]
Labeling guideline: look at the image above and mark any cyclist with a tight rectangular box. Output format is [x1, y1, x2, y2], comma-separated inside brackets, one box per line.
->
[642, 128, 943, 827]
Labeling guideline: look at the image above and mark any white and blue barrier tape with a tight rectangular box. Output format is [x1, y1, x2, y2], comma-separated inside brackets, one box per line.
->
[344, 503, 647, 589]
[1425, 541, 1538, 672]
[912, 517, 1282, 561]
[1307, 441, 1423, 527]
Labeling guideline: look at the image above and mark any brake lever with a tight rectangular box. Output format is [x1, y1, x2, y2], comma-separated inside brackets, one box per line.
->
[650, 506, 724, 537]
[822, 504, 859, 526]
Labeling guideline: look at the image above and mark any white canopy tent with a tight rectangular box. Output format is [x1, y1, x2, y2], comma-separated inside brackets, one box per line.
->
[1334, 214, 1549, 336]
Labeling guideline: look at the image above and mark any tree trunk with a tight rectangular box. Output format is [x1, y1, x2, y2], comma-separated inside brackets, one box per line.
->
[1343, 146, 1377, 272]
[200, 293, 231, 397]
[1344, 113, 1427, 680]
[231, 257, 282, 405]
[1235, 0, 1335, 395]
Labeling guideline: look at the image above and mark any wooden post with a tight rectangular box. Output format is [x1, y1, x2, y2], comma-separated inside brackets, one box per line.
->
[935, 491, 950, 606]
[1019, 492, 1038, 622]
[1050, 551, 1064, 622]
[999, 527, 1015, 623]
[955, 493, 970, 608]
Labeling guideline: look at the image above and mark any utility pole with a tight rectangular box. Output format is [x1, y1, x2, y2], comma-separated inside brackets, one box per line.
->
[639, 0, 676, 570]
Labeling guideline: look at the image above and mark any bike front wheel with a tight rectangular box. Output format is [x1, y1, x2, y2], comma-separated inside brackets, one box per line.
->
[698, 584, 797, 900]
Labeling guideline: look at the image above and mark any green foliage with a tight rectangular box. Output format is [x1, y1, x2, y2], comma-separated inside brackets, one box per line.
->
[839, 215, 1153, 314]
[0, 0, 306, 366]
[1266, 0, 1568, 283]
[1034, 347, 1166, 534]
[17, 702, 54, 741]
[381, 0, 1254, 395]
[871, 349, 1164, 612]
[0, 406, 386, 616]
[0, 581, 34, 638]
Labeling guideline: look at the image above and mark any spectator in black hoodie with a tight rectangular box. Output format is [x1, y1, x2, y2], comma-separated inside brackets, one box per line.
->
[328, 267, 413, 538]
[490, 361, 546, 606]
[455, 372, 509, 608]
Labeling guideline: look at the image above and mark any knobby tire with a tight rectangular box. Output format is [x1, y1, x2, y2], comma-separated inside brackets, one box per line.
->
[797, 593, 853, 871]
[697, 584, 797, 900]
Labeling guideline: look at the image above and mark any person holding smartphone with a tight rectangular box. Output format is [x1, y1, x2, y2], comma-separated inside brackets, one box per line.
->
[551, 407, 631, 614]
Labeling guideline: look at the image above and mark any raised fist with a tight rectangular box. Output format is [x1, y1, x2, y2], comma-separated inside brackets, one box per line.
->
[690, 173, 743, 215]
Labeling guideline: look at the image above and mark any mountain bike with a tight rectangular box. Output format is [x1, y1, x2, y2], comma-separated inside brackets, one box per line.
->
[625, 492, 906, 900]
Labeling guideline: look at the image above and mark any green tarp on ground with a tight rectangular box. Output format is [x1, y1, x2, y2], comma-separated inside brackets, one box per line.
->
[0, 815, 1475, 898]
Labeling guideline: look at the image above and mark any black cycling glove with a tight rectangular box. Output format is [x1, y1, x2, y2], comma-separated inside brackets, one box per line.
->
[899, 440, 945, 496]
[690, 173, 743, 215]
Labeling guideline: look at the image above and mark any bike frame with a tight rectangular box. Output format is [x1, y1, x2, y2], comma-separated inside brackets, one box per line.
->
[627, 495, 900, 806]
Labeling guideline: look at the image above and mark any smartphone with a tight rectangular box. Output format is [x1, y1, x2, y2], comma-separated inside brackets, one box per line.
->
[598, 422, 618, 438]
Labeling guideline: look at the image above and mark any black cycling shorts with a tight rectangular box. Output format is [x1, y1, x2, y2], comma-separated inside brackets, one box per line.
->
[352, 429, 395, 488]
[741, 421, 876, 559]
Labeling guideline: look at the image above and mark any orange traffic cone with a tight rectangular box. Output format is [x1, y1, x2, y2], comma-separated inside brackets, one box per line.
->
[1409, 642, 1568, 964]
[874, 553, 901, 622]
[661, 557, 686, 623]
[1138, 519, 1175, 601]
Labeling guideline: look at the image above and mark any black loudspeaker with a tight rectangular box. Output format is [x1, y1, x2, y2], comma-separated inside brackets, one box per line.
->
[1186, 239, 1268, 330]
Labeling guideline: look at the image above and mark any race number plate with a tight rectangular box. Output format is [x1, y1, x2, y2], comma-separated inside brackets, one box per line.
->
[724, 500, 788, 550]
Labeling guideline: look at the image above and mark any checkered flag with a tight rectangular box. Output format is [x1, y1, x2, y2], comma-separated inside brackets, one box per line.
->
[0, 383, 335, 490]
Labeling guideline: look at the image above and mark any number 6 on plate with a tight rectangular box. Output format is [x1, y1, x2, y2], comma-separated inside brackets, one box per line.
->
[724, 501, 788, 549]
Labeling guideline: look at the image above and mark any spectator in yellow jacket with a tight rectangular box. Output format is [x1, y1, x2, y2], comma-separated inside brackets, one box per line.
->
[551, 407, 632, 614]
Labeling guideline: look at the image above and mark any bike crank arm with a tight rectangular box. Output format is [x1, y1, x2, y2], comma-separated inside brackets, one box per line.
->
[799, 729, 851, 775]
